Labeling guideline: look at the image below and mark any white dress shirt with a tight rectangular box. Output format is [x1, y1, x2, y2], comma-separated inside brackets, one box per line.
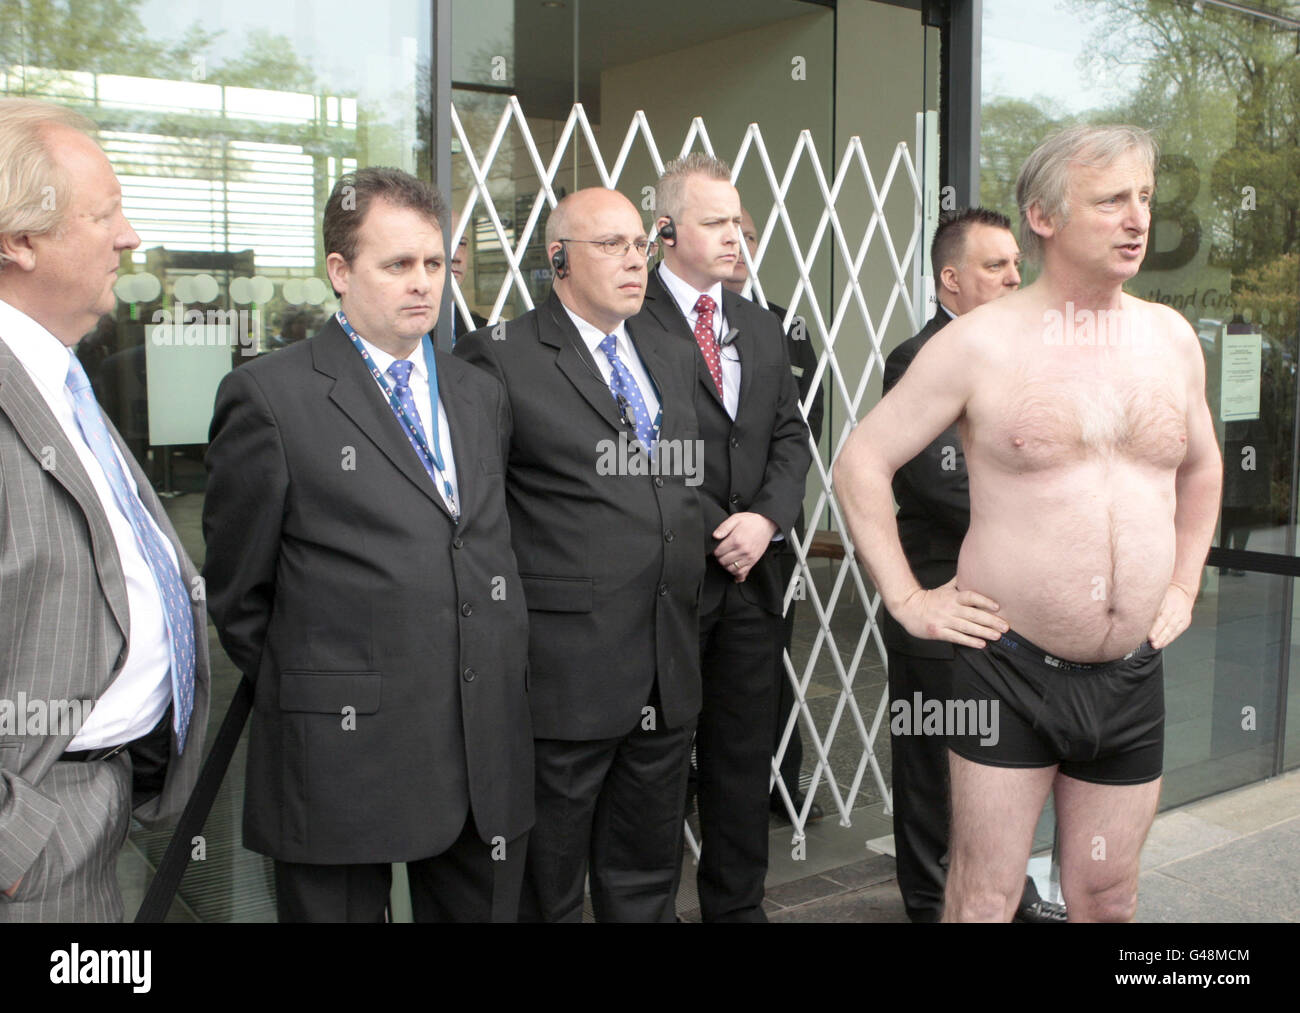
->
[358, 335, 460, 516]
[658, 261, 741, 419]
[0, 298, 174, 749]
[561, 304, 662, 428]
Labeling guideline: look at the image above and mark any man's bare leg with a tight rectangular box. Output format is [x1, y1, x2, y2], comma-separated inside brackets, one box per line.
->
[1054, 773, 1161, 922]
[943, 751, 1056, 922]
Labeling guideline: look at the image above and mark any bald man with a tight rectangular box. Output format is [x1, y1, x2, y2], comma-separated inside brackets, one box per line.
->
[456, 187, 704, 922]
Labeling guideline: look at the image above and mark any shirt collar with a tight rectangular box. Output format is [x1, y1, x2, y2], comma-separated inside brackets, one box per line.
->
[356, 332, 428, 384]
[658, 262, 724, 323]
[936, 300, 958, 321]
[559, 300, 630, 358]
[0, 297, 81, 397]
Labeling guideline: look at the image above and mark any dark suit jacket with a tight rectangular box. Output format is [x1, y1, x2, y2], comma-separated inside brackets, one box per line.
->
[638, 267, 811, 617]
[880, 309, 969, 660]
[202, 317, 533, 865]
[764, 301, 824, 446]
[455, 291, 704, 740]
[453, 305, 488, 342]
[0, 339, 210, 909]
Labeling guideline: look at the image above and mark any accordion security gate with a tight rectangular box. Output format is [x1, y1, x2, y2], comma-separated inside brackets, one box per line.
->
[449, 96, 927, 851]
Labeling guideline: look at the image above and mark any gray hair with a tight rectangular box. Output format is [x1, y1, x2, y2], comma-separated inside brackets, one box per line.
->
[0, 99, 98, 272]
[655, 152, 732, 224]
[1015, 124, 1158, 263]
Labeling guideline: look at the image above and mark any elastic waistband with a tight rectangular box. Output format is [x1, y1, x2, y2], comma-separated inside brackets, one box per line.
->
[992, 628, 1152, 673]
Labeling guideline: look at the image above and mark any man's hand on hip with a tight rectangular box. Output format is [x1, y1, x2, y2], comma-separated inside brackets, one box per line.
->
[895, 577, 1007, 648]
[713, 512, 779, 582]
[1148, 581, 1194, 650]
[3, 877, 20, 898]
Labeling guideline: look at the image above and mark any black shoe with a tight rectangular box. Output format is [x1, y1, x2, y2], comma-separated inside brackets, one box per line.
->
[1013, 897, 1068, 923]
[770, 791, 824, 824]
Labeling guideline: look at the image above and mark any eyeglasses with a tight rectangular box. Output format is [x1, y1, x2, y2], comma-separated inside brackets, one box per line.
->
[559, 237, 660, 258]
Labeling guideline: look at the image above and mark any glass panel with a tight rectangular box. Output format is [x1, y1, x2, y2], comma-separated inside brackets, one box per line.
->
[980, 0, 1300, 798]
[3, 0, 431, 921]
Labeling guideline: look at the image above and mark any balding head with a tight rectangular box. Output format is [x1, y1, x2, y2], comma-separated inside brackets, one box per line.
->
[545, 187, 651, 334]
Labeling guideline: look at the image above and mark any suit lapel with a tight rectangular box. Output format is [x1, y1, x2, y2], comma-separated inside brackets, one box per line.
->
[539, 293, 625, 436]
[645, 267, 727, 413]
[314, 318, 454, 518]
[0, 345, 131, 646]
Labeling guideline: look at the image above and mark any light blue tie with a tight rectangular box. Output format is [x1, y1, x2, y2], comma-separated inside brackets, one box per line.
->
[65, 353, 195, 752]
[598, 335, 656, 457]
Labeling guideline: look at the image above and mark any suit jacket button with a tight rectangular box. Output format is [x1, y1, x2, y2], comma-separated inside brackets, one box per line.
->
[730, 436, 740, 448]
[658, 583, 669, 597]
[463, 667, 476, 682]
[461, 602, 473, 616]
[664, 529, 674, 542]
[452, 536, 464, 549]
[729, 493, 741, 505]
[654, 476, 664, 488]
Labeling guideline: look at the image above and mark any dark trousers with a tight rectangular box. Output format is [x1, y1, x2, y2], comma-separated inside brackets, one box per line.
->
[696, 581, 783, 922]
[772, 548, 803, 801]
[520, 701, 695, 923]
[274, 813, 527, 923]
[886, 650, 953, 922]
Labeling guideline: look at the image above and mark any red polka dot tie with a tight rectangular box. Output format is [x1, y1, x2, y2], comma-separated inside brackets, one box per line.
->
[693, 294, 724, 399]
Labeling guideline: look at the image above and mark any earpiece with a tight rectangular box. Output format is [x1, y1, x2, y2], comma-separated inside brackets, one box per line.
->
[551, 243, 568, 278]
[658, 217, 677, 245]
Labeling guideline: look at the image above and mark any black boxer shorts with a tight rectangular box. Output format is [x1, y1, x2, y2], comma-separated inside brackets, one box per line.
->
[948, 629, 1164, 785]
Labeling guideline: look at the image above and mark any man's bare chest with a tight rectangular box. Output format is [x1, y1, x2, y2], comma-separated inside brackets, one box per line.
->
[968, 358, 1188, 472]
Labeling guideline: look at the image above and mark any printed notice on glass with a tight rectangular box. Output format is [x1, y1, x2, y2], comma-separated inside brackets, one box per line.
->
[1220, 331, 1262, 422]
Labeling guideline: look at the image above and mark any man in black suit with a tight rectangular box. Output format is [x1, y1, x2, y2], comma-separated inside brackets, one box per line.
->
[637, 155, 811, 922]
[456, 186, 703, 922]
[203, 167, 533, 922]
[449, 209, 488, 341]
[883, 207, 1061, 923]
[725, 206, 824, 825]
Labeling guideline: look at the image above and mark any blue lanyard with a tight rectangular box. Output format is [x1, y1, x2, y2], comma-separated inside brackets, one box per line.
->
[337, 310, 458, 520]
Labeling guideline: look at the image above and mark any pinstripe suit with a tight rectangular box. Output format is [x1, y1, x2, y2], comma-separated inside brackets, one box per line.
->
[0, 338, 210, 922]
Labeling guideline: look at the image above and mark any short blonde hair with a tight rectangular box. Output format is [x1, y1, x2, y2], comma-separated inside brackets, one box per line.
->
[0, 99, 98, 272]
[655, 153, 732, 223]
[1016, 124, 1158, 263]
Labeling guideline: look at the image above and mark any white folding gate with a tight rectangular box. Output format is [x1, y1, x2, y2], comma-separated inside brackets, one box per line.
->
[449, 97, 929, 850]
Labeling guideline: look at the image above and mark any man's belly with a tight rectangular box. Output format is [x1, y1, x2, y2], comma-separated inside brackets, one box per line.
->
[956, 471, 1178, 662]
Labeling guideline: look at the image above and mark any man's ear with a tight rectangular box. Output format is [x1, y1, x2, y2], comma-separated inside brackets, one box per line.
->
[325, 252, 350, 298]
[938, 264, 961, 296]
[1025, 200, 1056, 242]
[0, 231, 38, 273]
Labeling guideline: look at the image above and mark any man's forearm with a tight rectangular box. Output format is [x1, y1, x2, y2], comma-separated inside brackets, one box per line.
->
[1171, 458, 1223, 592]
[833, 450, 921, 613]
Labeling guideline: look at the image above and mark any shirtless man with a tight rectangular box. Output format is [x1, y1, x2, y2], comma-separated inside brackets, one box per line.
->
[834, 125, 1222, 922]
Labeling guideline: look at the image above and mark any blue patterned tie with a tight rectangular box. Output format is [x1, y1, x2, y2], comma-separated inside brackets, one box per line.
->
[386, 360, 457, 513]
[65, 353, 195, 752]
[598, 335, 656, 456]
